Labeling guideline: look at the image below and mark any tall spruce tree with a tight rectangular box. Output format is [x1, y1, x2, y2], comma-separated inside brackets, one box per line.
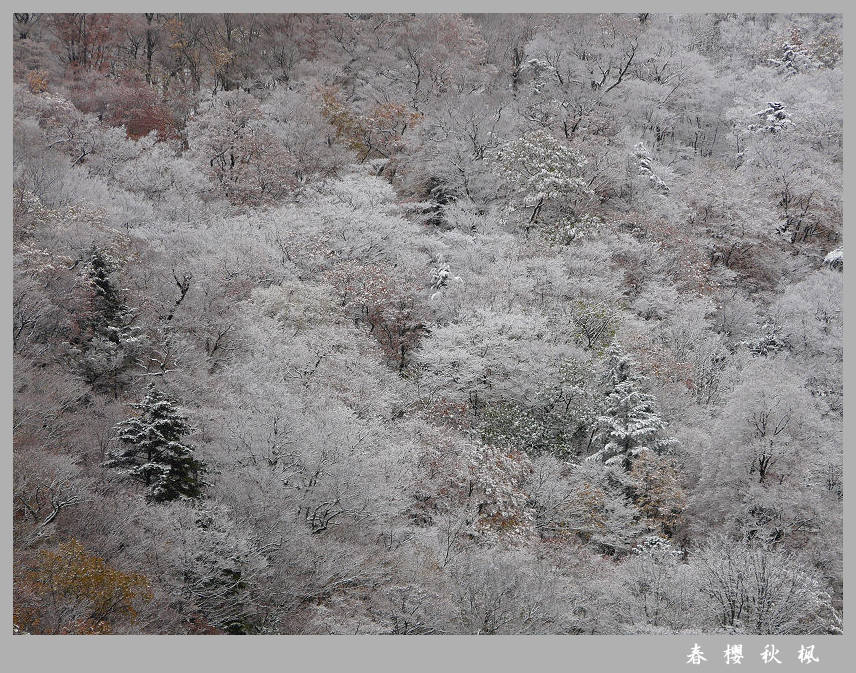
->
[71, 247, 146, 395]
[587, 345, 677, 472]
[105, 385, 206, 502]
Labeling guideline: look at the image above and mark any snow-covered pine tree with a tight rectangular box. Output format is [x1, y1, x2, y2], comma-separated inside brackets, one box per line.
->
[87, 247, 127, 328]
[768, 28, 817, 77]
[823, 247, 843, 272]
[71, 247, 146, 394]
[105, 385, 206, 502]
[751, 101, 792, 134]
[633, 142, 669, 194]
[587, 345, 677, 472]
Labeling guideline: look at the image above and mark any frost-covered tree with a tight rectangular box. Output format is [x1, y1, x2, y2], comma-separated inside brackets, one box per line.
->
[186, 90, 298, 206]
[718, 359, 819, 486]
[139, 503, 273, 633]
[105, 385, 206, 502]
[588, 345, 676, 472]
[690, 358, 833, 546]
[694, 534, 839, 634]
[447, 550, 575, 634]
[569, 299, 620, 352]
[607, 535, 705, 632]
[493, 128, 594, 230]
[526, 456, 647, 554]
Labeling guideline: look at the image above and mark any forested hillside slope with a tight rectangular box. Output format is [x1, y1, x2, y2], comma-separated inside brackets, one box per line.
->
[12, 13, 843, 635]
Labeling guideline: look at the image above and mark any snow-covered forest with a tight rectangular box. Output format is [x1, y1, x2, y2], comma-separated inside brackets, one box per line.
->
[12, 13, 843, 635]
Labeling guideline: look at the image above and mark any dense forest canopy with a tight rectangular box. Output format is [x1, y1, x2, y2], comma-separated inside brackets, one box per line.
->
[12, 12, 843, 635]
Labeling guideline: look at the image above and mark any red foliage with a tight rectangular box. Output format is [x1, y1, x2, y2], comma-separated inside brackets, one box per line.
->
[106, 74, 178, 140]
[68, 69, 178, 141]
[49, 13, 125, 73]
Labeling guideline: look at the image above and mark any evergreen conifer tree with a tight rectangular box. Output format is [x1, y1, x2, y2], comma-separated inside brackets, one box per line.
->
[587, 345, 677, 472]
[71, 247, 146, 394]
[105, 385, 206, 502]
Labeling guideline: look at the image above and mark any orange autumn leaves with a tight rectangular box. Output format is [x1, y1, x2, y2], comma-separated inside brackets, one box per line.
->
[320, 86, 421, 162]
[15, 539, 153, 635]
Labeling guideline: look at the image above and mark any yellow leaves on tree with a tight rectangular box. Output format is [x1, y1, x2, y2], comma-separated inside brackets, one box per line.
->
[26, 70, 49, 94]
[165, 16, 188, 51]
[212, 47, 235, 75]
[16, 538, 153, 634]
[319, 86, 421, 162]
